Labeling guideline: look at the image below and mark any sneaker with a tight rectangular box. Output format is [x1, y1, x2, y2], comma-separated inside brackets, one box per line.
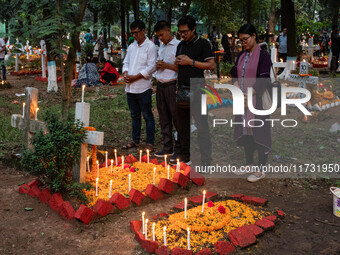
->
[170, 156, 191, 166]
[233, 165, 253, 175]
[154, 149, 174, 158]
[247, 172, 266, 183]
[169, 153, 178, 164]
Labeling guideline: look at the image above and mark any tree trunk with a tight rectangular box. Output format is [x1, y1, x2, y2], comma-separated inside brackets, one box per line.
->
[181, 0, 191, 16]
[132, 0, 140, 20]
[62, 0, 88, 116]
[332, 0, 340, 27]
[126, 9, 130, 37]
[167, 8, 172, 23]
[103, 27, 108, 48]
[281, 0, 297, 57]
[247, 0, 252, 23]
[93, 10, 98, 41]
[108, 25, 111, 43]
[268, 0, 276, 34]
[121, 0, 127, 50]
[5, 20, 8, 35]
[147, 0, 153, 38]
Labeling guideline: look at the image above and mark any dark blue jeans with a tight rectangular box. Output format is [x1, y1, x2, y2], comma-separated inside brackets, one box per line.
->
[0, 59, 6, 80]
[127, 89, 155, 145]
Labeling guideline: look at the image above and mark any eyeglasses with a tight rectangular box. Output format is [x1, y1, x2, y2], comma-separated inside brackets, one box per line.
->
[131, 30, 142, 36]
[239, 36, 251, 44]
[178, 29, 191, 35]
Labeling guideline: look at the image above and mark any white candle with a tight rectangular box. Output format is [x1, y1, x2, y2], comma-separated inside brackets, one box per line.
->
[35, 107, 39, 120]
[109, 179, 112, 198]
[87, 156, 90, 172]
[187, 228, 190, 250]
[163, 226, 167, 246]
[164, 154, 167, 169]
[167, 165, 170, 179]
[176, 158, 180, 172]
[139, 150, 142, 163]
[95, 178, 99, 197]
[22, 103, 25, 117]
[105, 151, 108, 168]
[202, 190, 206, 213]
[97, 160, 99, 178]
[146, 149, 149, 164]
[110, 159, 113, 173]
[153, 167, 156, 185]
[142, 212, 145, 234]
[114, 149, 117, 166]
[152, 223, 155, 241]
[122, 156, 124, 170]
[145, 219, 148, 239]
[81, 84, 85, 102]
[128, 173, 131, 192]
[184, 198, 187, 219]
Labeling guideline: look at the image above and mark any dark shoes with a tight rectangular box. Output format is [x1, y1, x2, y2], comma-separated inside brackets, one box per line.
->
[154, 149, 174, 158]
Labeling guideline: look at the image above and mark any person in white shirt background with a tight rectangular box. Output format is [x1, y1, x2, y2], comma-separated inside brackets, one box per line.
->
[153, 20, 180, 158]
[122, 20, 157, 152]
[0, 37, 7, 81]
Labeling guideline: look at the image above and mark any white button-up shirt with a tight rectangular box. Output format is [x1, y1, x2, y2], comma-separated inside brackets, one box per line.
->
[155, 38, 180, 83]
[123, 38, 157, 94]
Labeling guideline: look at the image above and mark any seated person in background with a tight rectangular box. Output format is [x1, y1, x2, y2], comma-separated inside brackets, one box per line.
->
[76, 54, 101, 87]
[258, 35, 268, 51]
[99, 57, 119, 85]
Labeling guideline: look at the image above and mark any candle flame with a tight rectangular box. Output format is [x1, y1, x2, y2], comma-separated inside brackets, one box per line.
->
[153, 223, 155, 227]
[142, 211, 145, 216]
[146, 219, 148, 224]
[82, 84, 85, 89]
[187, 227, 190, 232]
[203, 190, 206, 195]
[114, 149, 117, 152]
[96, 178, 99, 182]
[87, 156, 89, 160]
[110, 180, 112, 184]
[163, 226, 166, 232]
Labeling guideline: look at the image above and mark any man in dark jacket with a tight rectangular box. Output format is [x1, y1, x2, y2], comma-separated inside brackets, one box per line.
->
[331, 25, 340, 72]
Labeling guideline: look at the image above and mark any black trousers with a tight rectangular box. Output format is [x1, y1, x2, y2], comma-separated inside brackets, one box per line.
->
[176, 89, 211, 164]
[156, 82, 180, 153]
[102, 72, 116, 83]
[331, 49, 339, 72]
[241, 135, 268, 168]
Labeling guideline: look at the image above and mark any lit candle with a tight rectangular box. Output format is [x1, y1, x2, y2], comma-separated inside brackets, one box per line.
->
[81, 84, 85, 102]
[164, 154, 167, 169]
[187, 228, 190, 250]
[87, 156, 90, 172]
[114, 149, 117, 166]
[202, 190, 206, 213]
[95, 178, 99, 196]
[139, 150, 142, 163]
[105, 151, 108, 168]
[110, 159, 113, 173]
[280, 58, 283, 62]
[35, 107, 39, 120]
[97, 160, 99, 178]
[152, 223, 155, 241]
[176, 158, 180, 172]
[128, 173, 131, 192]
[122, 156, 124, 170]
[167, 165, 170, 179]
[145, 219, 148, 239]
[146, 149, 149, 164]
[142, 212, 145, 234]
[22, 103, 25, 117]
[153, 167, 156, 185]
[163, 226, 167, 246]
[184, 197, 187, 219]
[108, 179, 112, 198]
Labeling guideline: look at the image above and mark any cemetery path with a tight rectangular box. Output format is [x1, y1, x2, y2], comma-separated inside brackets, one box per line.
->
[1, 162, 340, 255]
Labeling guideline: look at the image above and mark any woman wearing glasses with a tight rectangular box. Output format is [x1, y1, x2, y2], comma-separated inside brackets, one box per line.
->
[230, 24, 272, 182]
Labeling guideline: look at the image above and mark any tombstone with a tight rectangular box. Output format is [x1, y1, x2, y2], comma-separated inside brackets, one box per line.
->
[40, 40, 47, 78]
[25, 40, 30, 60]
[288, 61, 318, 98]
[11, 87, 46, 149]
[73, 102, 104, 183]
[270, 44, 296, 81]
[302, 37, 320, 62]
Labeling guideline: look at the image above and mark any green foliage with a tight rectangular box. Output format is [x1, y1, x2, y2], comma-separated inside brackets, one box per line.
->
[81, 42, 94, 64]
[220, 61, 233, 76]
[21, 110, 86, 195]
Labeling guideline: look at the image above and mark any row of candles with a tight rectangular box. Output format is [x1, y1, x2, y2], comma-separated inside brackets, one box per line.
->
[22, 103, 39, 120]
[90, 150, 181, 197]
[141, 190, 206, 250]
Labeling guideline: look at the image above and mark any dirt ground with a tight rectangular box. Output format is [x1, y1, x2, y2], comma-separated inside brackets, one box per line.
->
[1, 75, 340, 255]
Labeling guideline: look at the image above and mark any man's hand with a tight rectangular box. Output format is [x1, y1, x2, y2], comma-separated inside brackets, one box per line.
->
[175, 55, 192, 66]
[123, 71, 129, 83]
[125, 73, 143, 84]
[156, 60, 166, 70]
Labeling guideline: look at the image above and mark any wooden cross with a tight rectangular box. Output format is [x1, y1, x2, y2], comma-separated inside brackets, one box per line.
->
[302, 38, 320, 62]
[11, 87, 46, 150]
[270, 45, 296, 80]
[72, 102, 104, 183]
[40, 40, 47, 78]
[288, 61, 318, 98]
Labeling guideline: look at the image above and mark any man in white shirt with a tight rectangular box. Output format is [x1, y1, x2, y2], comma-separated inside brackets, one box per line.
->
[0, 37, 7, 81]
[153, 20, 180, 158]
[122, 20, 157, 151]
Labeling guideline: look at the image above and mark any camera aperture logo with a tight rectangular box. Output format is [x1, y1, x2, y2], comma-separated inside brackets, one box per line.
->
[201, 83, 312, 128]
